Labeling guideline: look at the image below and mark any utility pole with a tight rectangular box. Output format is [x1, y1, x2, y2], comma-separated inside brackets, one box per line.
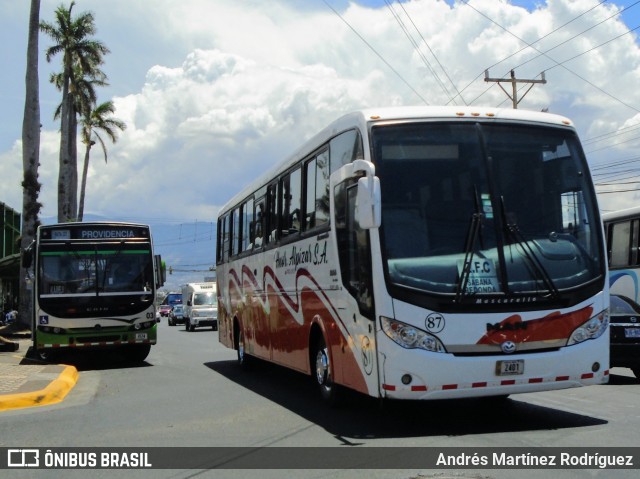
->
[484, 70, 547, 109]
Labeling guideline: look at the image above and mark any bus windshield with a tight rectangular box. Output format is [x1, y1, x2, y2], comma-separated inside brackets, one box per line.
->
[38, 242, 154, 318]
[372, 121, 603, 305]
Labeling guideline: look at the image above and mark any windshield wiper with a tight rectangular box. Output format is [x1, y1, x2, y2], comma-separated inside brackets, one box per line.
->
[455, 211, 483, 303]
[500, 197, 559, 298]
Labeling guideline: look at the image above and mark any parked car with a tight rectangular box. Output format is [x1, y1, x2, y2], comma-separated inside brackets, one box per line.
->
[609, 294, 640, 379]
[168, 304, 185, 326]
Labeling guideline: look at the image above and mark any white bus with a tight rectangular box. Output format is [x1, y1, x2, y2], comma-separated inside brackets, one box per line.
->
[25, 222, 164, 362]
[603, 206, 640, 302]
[216, 106, 609, 403]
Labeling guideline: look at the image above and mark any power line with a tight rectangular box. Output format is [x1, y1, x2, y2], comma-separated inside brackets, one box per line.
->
[583, 122, 640, 145]
[454, 0, 608, 105]
[463, 0, 640, 113]
[321, 0, 430, 104]
[513, 0, 640, 72]
[385, 0, 464, 105]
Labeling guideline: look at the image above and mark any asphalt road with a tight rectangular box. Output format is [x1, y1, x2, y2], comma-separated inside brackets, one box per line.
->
[2, 319, 639, 479]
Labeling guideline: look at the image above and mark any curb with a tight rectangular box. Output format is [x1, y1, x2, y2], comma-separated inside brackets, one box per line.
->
[0, 364, 79, 412]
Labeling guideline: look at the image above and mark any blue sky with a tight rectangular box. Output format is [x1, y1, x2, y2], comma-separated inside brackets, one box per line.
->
[2, 0, 640, 288]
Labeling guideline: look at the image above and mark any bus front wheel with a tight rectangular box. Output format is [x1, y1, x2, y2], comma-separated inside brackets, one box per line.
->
[313, 336, 341, 406]
[124, 344, 151, 363]
[35, 348, 57, 362]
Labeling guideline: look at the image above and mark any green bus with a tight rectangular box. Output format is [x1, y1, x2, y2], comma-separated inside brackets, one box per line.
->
[25, 222, 164, 362]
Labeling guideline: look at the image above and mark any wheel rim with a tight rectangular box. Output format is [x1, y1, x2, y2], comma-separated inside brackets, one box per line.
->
[238, 330, 245, 363]
[315, 347, 330, 387]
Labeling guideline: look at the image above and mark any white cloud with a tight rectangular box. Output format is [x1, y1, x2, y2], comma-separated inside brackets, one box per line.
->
[3, 0, 640, 225]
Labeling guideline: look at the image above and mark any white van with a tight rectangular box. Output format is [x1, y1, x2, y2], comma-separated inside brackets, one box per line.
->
[182, 282, 218, 331]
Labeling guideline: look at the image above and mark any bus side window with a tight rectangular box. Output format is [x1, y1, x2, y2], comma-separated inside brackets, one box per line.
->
[610, 221, 632, 268]
[305, 157, 317, 231]
[329, 129, 364, 174]
[254, 199, 265, 249]
[315, 150, 330, 227]
[242, 197, 254, 252]
[232, 208, 241, 257]
[218, 214, 231, 264]
[281, 168, 301, 236]
[267, 182, 278, 243]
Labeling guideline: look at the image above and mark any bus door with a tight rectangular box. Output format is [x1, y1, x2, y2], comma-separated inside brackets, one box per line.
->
[332, 163, 380, 395]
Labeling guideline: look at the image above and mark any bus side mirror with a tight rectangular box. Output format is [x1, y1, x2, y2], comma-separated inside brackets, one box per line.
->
[356, 175, 381, 229]
[155, 255, 166, 288]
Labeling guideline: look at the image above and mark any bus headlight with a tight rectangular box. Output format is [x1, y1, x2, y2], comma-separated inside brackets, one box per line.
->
[567, 309, 609, 345]
[381, 317, 446, 353]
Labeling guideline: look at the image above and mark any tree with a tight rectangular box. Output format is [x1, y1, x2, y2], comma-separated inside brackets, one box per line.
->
[78, 101, 126, 221]
[18, 0, 43, 329]
[40, 1, 108, 222]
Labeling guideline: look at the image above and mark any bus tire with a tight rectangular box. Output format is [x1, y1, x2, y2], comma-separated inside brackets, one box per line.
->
[185, 319, 191, 332]
[313, 335, 341, 406]
[632, 367, 640, 380]
[124, 344, 151, 363]
[235, 321, 252, 368]
[35, 348, 57, 362]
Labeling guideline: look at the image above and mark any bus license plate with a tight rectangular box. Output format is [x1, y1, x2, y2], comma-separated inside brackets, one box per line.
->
[496, 359, 524, 376]
[135, 333, 148, 341]
[625, 328, 640, 338]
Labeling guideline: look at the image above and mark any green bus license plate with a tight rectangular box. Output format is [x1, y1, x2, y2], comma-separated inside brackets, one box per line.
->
[496, 359, 524, 376]
[135, 333, 148, 341]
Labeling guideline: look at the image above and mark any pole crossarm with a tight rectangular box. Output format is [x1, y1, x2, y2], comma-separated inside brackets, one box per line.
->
[484, 69, 547, 109]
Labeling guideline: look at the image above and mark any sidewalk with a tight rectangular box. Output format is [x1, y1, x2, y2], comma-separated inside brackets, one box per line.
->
[0, 325, 78, 412]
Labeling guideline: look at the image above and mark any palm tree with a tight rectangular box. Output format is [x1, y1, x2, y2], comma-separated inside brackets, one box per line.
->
[18, 0, 43, 330]
[78, 101, 126, 221]
[40, 1, 109, 223]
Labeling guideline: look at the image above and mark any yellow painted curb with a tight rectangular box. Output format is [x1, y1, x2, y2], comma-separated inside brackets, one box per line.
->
[0, 365, 78, 412]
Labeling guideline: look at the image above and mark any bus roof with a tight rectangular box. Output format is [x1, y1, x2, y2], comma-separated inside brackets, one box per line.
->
[218, 106, 576, 216]
[602, 205, 640, 222]
[39, 221, 150, 230]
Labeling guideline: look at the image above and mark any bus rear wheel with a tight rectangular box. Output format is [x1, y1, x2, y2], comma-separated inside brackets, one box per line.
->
[235, 322, 252, 368]
[313, 336, 341, 406]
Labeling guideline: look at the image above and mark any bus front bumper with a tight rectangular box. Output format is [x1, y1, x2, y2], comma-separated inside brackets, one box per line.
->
[378, 336, 609, 400]
[35, 324, 157, 350]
